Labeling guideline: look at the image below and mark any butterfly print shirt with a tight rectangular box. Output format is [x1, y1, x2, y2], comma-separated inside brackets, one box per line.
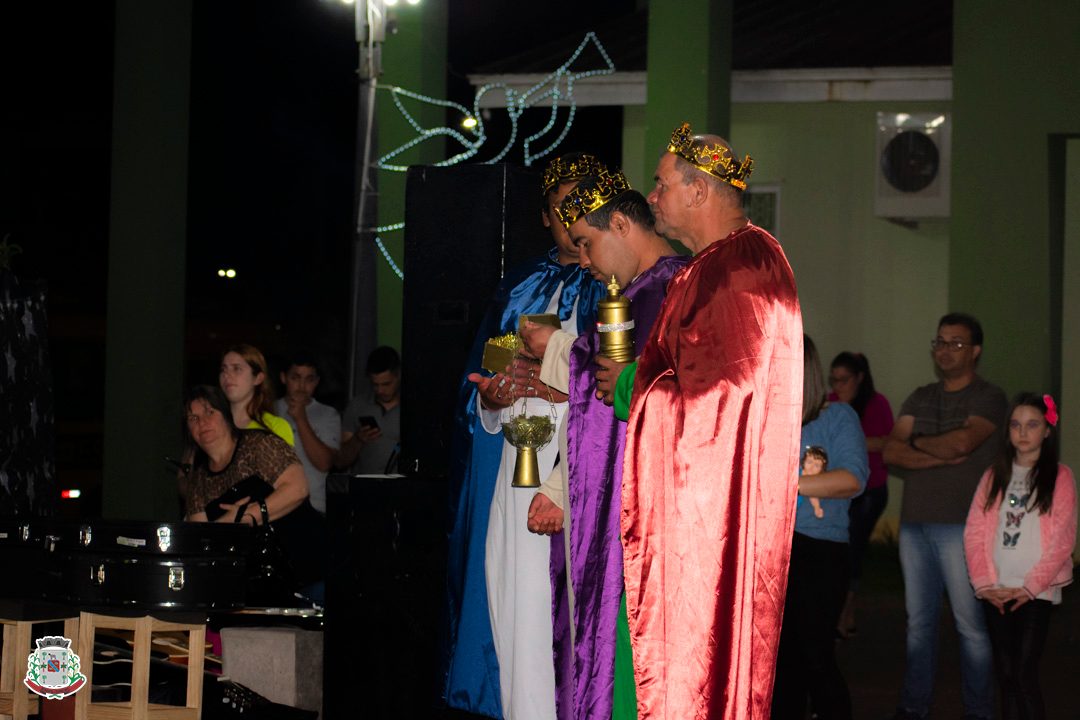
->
[992, 463, 1060, 603]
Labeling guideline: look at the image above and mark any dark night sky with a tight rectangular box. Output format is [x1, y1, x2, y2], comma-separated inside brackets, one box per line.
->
[2, 0, 950, 357]
[448, 0, 639, 81]
[2, 0, 643, 400]
[0, 1, 638, 503]
[1, 0, 946, 505]
[2, 4, 116, 425]
[183, 1, 359, 390]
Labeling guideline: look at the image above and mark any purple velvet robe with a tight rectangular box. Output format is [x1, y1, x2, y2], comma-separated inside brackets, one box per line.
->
[550, 255, 689, 720]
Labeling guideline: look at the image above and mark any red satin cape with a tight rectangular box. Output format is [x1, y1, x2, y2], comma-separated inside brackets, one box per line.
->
[621, 224, 803, 719]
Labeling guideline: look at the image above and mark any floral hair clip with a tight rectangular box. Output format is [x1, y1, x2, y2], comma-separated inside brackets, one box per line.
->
[1043, 394, 1059, 426]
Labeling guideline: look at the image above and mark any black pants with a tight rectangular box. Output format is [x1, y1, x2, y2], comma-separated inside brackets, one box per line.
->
[772, 533, 851, 720]
[847, 484, 888, 591]
[983, 598, 1052, 720]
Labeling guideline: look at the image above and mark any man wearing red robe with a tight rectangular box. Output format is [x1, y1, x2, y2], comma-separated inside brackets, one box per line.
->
[617, 123, 803, 718]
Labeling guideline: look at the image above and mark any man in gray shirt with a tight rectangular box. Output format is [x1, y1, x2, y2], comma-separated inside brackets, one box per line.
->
[883, 313, 1007, 720]
[339, 346, 401, 475]
[273, 352, 341, 514]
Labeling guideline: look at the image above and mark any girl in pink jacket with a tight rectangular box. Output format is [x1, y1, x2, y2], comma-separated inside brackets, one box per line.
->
[963, 393, 1076, 720]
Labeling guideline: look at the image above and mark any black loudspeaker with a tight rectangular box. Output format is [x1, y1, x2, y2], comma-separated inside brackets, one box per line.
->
[323, 474, 453, 719]
[399, 164, 551, 478]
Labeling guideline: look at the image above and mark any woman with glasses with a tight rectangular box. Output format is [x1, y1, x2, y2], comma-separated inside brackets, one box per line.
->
[828, 352, 894, 638]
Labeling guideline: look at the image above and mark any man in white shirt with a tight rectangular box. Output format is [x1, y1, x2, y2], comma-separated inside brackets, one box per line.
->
[274, 352, 341, 514]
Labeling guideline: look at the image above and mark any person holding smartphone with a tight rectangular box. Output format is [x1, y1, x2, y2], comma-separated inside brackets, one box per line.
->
[338, 346, 401, 474]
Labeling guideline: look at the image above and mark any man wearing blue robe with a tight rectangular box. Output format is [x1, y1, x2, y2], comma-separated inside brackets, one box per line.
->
[443, 154, 604, 718]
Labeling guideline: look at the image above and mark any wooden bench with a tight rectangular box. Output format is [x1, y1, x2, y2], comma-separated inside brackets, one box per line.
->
[74, 613, 204, 720]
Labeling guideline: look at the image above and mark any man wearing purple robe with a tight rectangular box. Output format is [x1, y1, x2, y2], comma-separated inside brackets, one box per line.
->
[519, 170, 688, 720]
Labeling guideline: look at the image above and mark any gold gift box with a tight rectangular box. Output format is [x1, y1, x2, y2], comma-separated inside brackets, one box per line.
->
[481, 314, 561, 373]
[482, 332, 519, 374]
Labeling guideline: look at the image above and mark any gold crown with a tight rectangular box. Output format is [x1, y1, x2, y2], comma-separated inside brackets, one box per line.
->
[541, 153, 606, 196]
[555, 167, 632, 229]
[667, 122, 753, 190]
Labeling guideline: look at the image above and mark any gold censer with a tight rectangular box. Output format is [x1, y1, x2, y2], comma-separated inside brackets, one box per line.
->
[503, 413, 555, 488]
[596, 276, 634, 362]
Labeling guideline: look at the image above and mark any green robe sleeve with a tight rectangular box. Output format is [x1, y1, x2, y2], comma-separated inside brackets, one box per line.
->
[613, 361, 638, 422]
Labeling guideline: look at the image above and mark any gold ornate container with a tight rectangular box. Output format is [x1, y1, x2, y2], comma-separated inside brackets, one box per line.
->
[481, 314, 561, 373]
[481, 332, 519, 374]
[502, 414, 555, 488]
[596, 276, 634, 362]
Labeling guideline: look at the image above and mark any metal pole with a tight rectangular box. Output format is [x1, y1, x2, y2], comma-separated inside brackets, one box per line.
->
[346, 1, 384, 398]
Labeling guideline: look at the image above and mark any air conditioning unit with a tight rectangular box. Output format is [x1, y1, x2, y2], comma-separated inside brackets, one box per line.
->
[874, 111, 950, 220]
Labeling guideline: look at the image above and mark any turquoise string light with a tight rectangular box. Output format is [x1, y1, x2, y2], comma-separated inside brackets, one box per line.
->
[377, 31, 614, 170]
[371, 32, 616, 279]
[374, 233, 405, 280]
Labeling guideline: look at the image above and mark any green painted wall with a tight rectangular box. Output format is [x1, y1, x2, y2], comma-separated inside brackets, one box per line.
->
[622, 105, 648, 191]
[1064, 137, 1080, 456]
[733, 101, 951, 421]
[732, 2, 1080, 539]
[103, 1, 192, 520]
[643, 0, 732, 185]
[731, 100, 951, 534]
[375, 3, 448, 351]
[1061, 138, 1080, 557]
[951, 0, 1080, 398]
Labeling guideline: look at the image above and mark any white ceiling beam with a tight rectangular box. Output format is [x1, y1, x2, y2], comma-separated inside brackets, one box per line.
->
[467, 66, 952, 107]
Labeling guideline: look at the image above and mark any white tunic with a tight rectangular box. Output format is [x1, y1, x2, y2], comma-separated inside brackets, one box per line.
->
[482, 288, 576, 719]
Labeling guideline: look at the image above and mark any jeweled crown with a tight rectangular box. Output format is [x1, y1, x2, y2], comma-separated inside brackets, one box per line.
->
[667, 122, 753, 190]
[541, 153, 606, 196]
[555, 167, 632, 229]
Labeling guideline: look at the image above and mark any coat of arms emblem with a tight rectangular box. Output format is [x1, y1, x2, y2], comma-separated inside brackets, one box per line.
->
[24, 636, 86, 699]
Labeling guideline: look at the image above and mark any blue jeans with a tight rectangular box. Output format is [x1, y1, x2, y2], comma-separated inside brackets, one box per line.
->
[898, 523, 992, 718]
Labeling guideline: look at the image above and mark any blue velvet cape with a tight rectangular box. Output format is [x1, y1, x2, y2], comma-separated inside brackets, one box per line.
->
[443, 248, 602, 717]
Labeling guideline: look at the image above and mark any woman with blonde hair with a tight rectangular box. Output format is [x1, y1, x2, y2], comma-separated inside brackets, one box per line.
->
[219, 343, 294, 445]
[772, 335, 869, 720]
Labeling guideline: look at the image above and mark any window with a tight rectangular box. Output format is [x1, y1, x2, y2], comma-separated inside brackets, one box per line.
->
[741, 184, 780, 236]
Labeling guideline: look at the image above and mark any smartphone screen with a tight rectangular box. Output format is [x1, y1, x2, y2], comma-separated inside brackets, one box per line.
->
[358, 415, 379, 430]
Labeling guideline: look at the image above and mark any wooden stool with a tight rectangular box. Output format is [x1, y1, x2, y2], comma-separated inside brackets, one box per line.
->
[0, 615, 80, 720]
[74, 613, 204, 720]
